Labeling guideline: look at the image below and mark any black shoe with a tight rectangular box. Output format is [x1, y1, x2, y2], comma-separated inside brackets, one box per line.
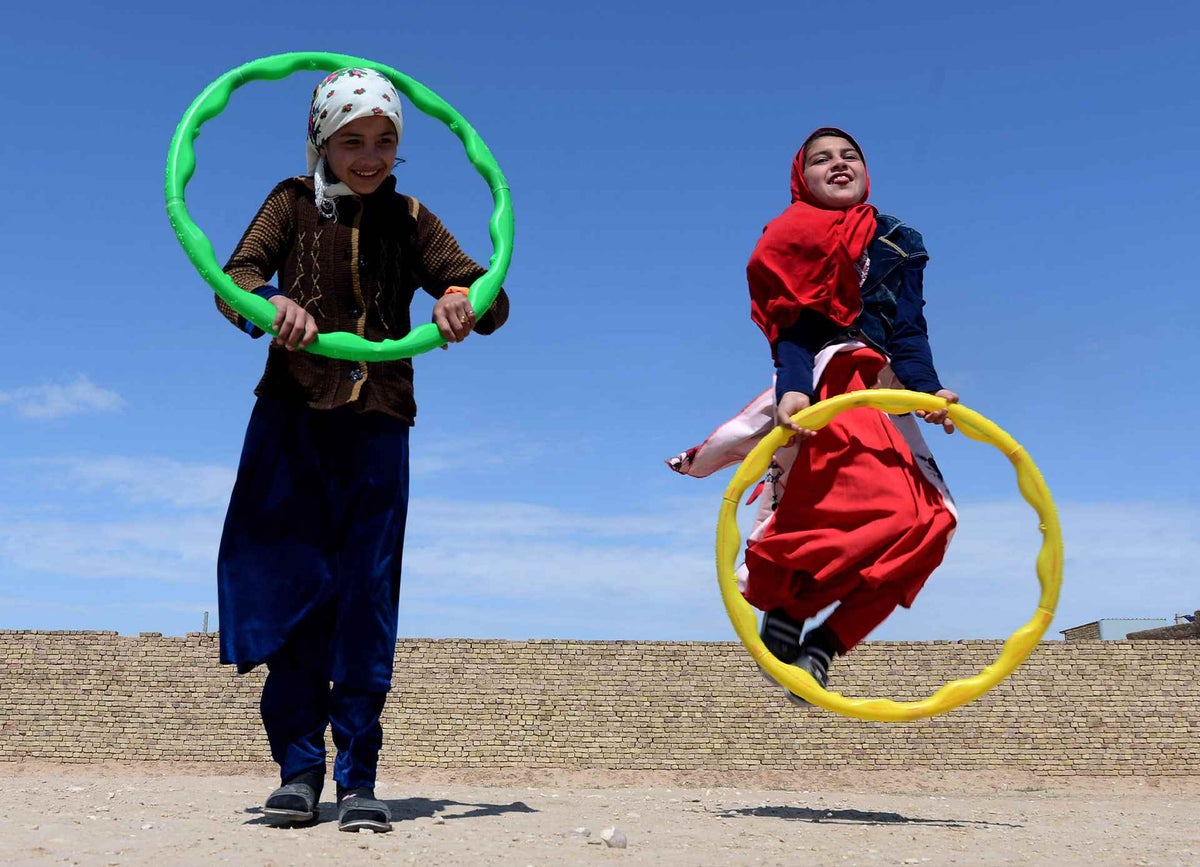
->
[760, 608, 805, 663]
[263, 771, 323, 824]
[337, 786, 392, 833]
[785, 645, 833, 707]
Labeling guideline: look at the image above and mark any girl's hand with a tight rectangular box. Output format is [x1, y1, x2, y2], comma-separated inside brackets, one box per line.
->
[776, 391, 819, 446]
[268, 296, 318, 350]
[916, 388, 959, 434]
[432, 289, 476, 344]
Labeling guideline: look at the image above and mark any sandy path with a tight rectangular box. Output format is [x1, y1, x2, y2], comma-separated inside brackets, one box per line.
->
[1, 763, 1196, 866]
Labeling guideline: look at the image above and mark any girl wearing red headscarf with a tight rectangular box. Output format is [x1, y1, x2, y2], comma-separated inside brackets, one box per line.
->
[749, 127, 959, 699]
[670, 128, 958, 704]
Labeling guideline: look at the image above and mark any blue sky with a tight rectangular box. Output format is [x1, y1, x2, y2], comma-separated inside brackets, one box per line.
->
[1, 0, 1196, 643]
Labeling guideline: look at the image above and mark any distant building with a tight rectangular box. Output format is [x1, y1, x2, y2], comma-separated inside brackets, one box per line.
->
[1060, 618, 1172, 642]
[1127, 610, 1200, 641]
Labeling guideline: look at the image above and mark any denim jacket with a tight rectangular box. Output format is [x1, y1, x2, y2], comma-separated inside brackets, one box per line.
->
[857, 214, 928, 348]
[774, 213, 944, 400]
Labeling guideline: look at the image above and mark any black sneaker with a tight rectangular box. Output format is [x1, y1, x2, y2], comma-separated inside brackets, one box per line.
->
[337, 786, 392, 833]
[785, 645, 833, 707]
[263, 771, 323, 825]
[760, 608, 805, 663]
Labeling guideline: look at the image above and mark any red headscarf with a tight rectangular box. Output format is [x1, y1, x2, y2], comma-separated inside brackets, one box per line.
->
[748, 128, 878, 345]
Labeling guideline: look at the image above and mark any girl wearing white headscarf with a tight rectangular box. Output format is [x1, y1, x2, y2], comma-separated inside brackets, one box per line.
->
[212, 66, 510, 833]
[306, 67, 405, 218]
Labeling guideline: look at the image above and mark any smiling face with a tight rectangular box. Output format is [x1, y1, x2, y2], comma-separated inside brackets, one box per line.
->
[321, 115, 398, 195]
[801, 135, 867, 209]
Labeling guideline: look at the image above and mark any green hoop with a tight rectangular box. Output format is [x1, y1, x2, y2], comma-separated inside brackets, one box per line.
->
[164, 52, 513, 361]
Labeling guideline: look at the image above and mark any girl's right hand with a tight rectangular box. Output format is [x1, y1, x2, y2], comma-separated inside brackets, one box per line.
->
[268, 296, 319, 350]
[916, 388, 959, 434]
[776, 391, 819, 445]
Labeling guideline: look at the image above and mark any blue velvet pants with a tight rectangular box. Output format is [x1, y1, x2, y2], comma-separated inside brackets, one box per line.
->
[217, 395, 410, 787]
[261, 611, 389, 789]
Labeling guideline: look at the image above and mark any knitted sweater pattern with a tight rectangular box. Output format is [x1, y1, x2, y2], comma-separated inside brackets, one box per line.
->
[219, 175, 509, 422]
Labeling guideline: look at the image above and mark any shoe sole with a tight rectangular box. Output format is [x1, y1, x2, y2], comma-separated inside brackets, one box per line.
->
[263, 807, 315, 824]
[759, 665, 814, 707]
[339, 819, 392, 833]
[784, 689, 813, 708]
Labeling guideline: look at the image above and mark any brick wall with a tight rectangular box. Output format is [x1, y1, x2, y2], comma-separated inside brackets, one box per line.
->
[1, 631, 1196, 775]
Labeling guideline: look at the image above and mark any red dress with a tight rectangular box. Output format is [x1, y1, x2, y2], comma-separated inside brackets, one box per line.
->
[742, 347, 956, 652]
[733, 127, 956, 653]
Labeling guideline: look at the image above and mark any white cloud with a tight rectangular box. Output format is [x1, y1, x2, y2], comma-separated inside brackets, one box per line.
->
[0, 515, 223, 583]
[409, 496, 713, 540]
[0, 376, 123, 420]
[0, 596, 210, 616]
[1, 450, 1195, 644]
[0, 456, 231, 586]
[53, 456, 236, 511]
[399, 496, 1200, 642]
[874, 499, 1200, 641]
[393, 494, 721, 638]
[409, 435, 539, 477]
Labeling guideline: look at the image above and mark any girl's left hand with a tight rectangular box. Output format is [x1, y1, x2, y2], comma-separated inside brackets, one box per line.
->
[916, 388, 959, 434]
[432, 289, 476, 344]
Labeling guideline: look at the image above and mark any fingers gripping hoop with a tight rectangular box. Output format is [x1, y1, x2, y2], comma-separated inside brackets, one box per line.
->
[164, 52, 513, 361]
[716, 389, 1062, 722]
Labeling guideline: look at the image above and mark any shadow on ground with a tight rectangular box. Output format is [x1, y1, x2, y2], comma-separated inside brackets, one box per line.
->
[244, 797, 537, 827]
[711, 805, 1021, 829]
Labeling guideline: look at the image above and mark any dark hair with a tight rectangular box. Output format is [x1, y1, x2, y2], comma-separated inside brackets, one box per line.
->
[803, 127, 865, 161]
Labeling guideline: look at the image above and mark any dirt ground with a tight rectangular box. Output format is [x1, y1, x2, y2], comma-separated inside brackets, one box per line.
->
[1, 762, 1197, 866]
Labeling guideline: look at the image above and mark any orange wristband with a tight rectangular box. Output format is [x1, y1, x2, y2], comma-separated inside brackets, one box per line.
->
[443, 286, 470, 297]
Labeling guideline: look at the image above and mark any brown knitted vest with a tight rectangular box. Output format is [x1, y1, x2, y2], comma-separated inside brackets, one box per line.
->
[219, 176, 503, 422]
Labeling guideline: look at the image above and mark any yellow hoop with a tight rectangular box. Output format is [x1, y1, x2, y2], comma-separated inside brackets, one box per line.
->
[717, 389, 1062, 721]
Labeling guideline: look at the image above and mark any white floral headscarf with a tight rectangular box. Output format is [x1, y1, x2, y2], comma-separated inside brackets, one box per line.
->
[305, 67, 404, 218]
